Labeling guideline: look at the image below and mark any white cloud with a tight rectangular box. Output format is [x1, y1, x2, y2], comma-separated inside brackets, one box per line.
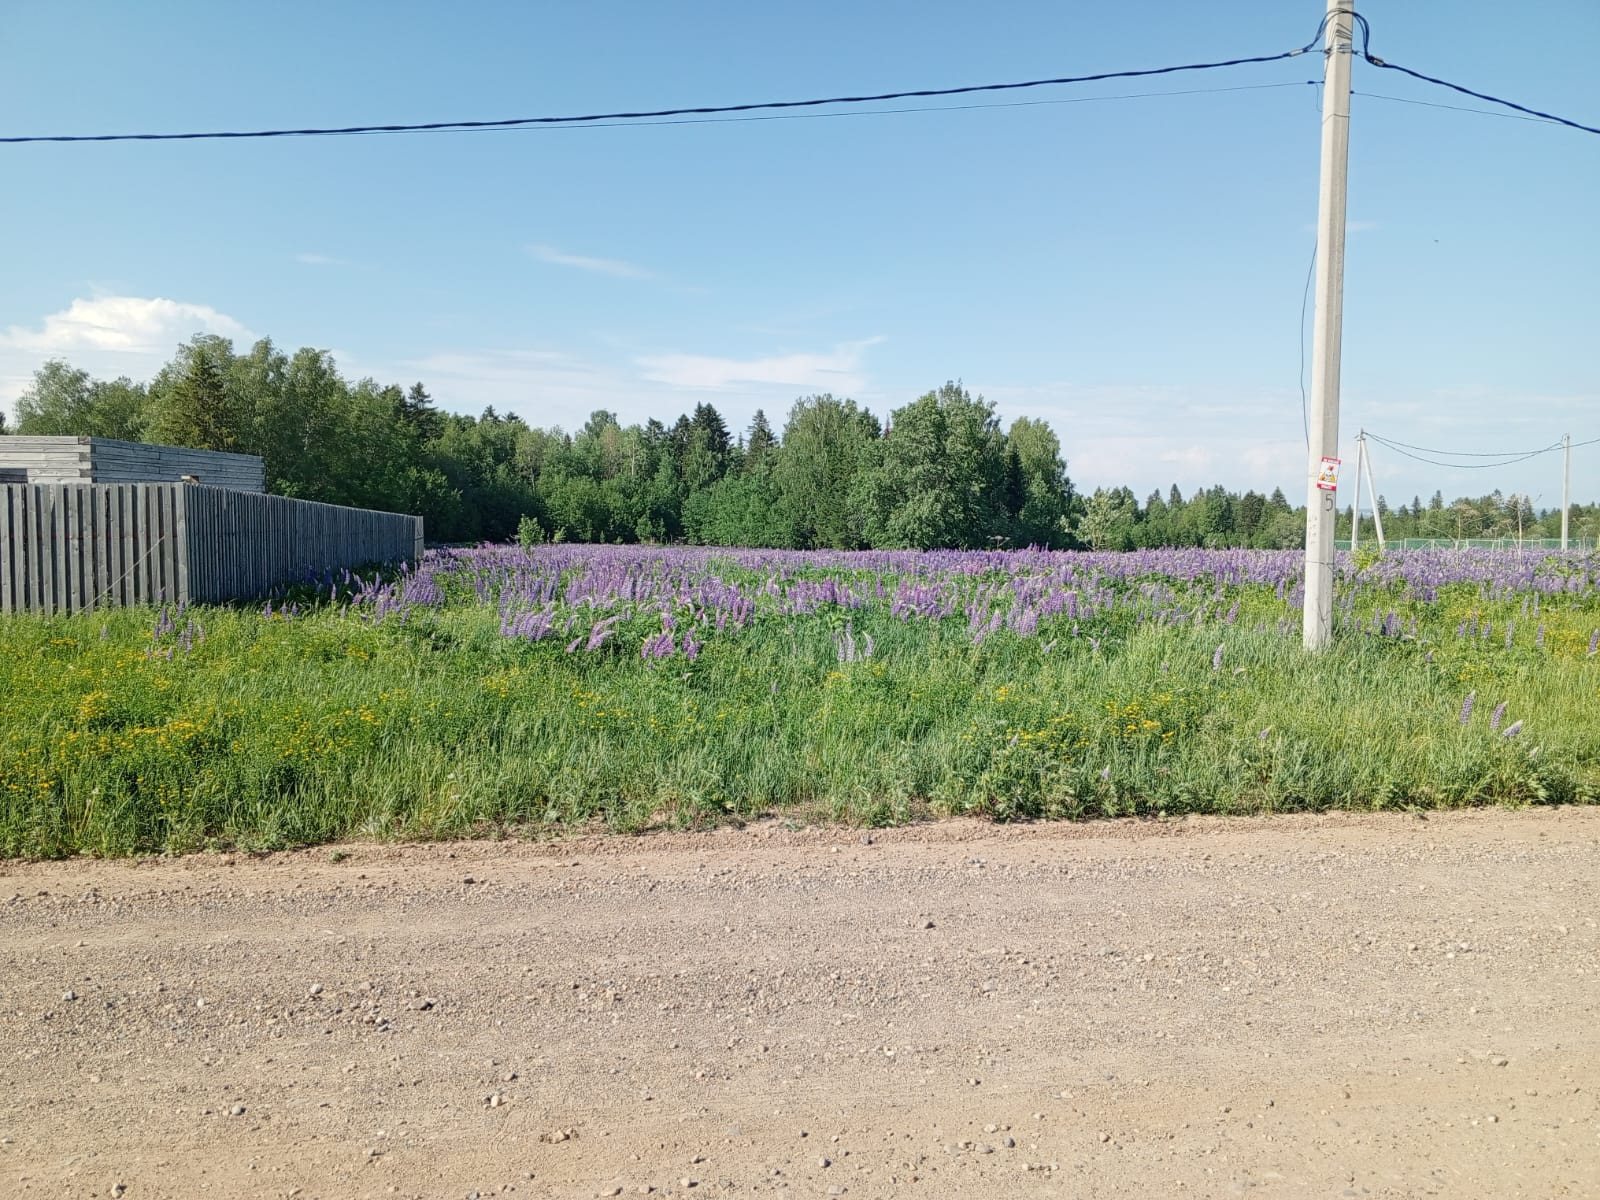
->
[1240, 439, 1310, 478]
[1, 295, 249, 355]
[361, 337, 889, 434]
[972, 381, 1312, 495]
[383, 348, 642, 430]
[2, 294, 252, 416]
[637, 337, 884, 392]
[526, 243, 652, 279]
[1159, 443, 1215, 473]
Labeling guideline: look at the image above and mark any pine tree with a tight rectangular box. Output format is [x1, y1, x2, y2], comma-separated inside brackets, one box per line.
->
[744, 409, 777, 473]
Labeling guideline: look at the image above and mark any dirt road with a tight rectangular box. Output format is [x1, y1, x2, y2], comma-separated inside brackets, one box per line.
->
[3, 808, 1598, 1199]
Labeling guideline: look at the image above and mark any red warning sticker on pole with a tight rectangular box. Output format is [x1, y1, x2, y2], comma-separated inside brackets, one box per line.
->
[1316, 456, 1341, 491]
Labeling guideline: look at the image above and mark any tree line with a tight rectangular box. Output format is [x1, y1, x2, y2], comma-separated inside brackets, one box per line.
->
[7, 334, 1592, 549]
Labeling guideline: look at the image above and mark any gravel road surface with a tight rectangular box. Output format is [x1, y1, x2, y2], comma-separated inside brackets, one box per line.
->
[3, 808, 1598, 1199]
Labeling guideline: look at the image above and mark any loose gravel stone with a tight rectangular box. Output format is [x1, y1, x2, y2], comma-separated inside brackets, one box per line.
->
[3, 809, 1598, 1199]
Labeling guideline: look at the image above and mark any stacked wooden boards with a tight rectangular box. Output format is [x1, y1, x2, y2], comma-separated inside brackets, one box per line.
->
[0, 437, 266, 492]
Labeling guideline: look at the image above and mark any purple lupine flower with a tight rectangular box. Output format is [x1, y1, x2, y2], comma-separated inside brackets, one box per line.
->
[1258, 727, 1271, 741]
[564, 636, 582, 654]
[1211, 643, 1225, 671]
[1536, 624, 1546, 649]
[1459, 692, 1476, 725]
[1502, 720, 1523, 739]
[584, 615, 624, 651]
[1424, 650, 1434, 663]
[1589, 629, 1599, 657]
[1224, 600, 1240, 625]
[1504, 622, 1514, 649]
[1489, 701, 1506, 733]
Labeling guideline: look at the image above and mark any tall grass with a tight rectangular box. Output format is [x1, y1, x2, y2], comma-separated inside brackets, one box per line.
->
[1, 550, 1596, 857]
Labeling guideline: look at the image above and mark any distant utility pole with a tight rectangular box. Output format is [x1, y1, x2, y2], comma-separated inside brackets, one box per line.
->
[1302, 0, 1355, 651]
[1350, 430, 1364, 554]
[1349, 430, 1383, 553]
[1561, 432, 1571, 551]
[1362, 434, 1385, 551]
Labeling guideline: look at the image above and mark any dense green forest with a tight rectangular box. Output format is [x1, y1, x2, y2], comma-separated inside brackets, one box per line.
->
[6, 334, 1593, 548]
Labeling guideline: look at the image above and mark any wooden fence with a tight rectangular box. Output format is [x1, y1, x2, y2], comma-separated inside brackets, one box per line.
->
[0, 483, 424, 614]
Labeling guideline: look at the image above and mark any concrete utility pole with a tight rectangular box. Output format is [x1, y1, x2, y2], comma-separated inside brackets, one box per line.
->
[1350, 431, 1364, 554]
[1302, 0, 1355, 651]
[1362, 434, 1385, 551]
[1561, 432, 1571, 551]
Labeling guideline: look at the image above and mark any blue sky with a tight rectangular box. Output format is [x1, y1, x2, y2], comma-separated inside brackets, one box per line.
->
[1, 0, 1595, 505]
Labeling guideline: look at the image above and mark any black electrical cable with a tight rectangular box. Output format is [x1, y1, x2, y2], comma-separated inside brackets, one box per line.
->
[1370, 443, 1556, 470]
[0, 31, 1332, 144]
[1335, 9, 1598, 136]
[1353, 89, 1570, 127]
[6, 10, 1592, 146]
[1297, 240, 1317, 450]
[1369, 433, 1568, 458]
[456, 80, 1320, 135]
[1361, 58, 1600, 137]
[1366, 433, 1564, 470]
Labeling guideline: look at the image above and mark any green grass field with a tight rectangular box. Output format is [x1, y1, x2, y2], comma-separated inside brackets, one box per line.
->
[2, 545, 1596, 858]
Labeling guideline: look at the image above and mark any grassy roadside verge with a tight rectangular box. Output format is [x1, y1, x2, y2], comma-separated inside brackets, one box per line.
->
[3, 552, 1597, 858]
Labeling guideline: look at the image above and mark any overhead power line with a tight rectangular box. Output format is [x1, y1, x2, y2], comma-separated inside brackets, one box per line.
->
[1370, 433, 1567, 458]
[1365, 431, 1566, 470]
[1336, 10, 1600, 136]
[1361, 61, 1600, 136]
[2, 10, 1592, 145]
[465, 81, 1319, 134]
[1353, 89, 1577, 128]
[1296, 238, 1317, 450]
[0, 35, 1329, 145]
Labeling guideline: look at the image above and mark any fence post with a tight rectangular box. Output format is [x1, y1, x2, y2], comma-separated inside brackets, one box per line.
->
[174, 483, 192, 607]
